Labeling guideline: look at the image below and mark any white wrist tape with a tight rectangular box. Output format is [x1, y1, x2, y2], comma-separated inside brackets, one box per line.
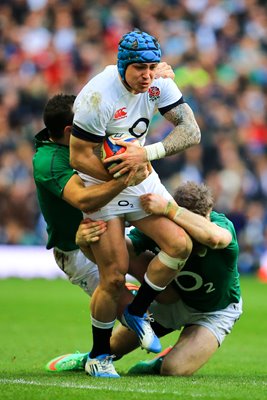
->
[144, 142, 166, 161]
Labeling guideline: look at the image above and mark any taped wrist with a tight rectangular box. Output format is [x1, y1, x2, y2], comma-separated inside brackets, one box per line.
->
[144, 142, 166, 161]
[164, 201, 184, 220]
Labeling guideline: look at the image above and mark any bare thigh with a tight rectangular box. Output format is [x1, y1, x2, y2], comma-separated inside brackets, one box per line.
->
[161, 325, 219, 376]
[90, 217, 129, 282]
[132, 215, 191, 257]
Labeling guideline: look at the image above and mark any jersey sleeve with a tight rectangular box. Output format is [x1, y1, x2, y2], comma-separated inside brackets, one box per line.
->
[73, 93, 114, 142]
[157, 78, 183, 114]
[211, 211, 239, 255]
[35, 153, 76, 198]
[46, 170, 76, 198]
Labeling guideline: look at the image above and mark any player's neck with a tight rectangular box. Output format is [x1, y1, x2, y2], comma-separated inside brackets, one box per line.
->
[49, 137, 69, 146]
[120, 76, 138, 94]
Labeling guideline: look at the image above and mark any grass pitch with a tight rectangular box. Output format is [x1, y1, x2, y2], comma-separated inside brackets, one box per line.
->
[0, 276, 266, 400]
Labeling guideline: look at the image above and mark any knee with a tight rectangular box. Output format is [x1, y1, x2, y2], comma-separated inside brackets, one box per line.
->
[110, 269, 126, 289]
[162, 233, 192, 260]
[101, 268, 126, 292]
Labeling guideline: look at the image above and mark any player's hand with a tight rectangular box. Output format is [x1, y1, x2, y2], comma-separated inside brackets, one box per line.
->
[124, 163, 150, 186]
[104, 140, 147, 177]
[155, 62, 175, 80]
[140, 193, 168, 215]
[75, 218, 107, 246]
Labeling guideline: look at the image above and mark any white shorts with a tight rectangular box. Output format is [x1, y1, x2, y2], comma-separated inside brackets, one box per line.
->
[53, 247, 99, 296]
[79, 169, 173, 222]
[150, 298, 243, 345]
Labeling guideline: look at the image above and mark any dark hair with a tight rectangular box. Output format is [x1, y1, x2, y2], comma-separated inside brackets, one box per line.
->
[173, 181, 214, 216]
[43, 94, 76, 139]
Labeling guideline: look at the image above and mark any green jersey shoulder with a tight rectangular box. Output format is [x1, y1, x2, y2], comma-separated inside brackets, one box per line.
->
[33, 128, 82, 251]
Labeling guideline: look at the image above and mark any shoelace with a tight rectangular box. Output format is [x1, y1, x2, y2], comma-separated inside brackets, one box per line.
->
[142, 314, 157, 337]
[144, 313, 155, 323]
[100, 355, 116, 371]
[102, 354, 116, 363]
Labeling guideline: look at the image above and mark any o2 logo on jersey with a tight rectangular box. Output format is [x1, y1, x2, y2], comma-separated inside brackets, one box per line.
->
[175, 271, 215, 294]
[118, 200, 133, 208]
[148, 86, 160, 101]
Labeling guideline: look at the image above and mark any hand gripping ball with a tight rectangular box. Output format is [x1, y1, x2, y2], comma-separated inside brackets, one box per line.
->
[101, 133, 138, 170]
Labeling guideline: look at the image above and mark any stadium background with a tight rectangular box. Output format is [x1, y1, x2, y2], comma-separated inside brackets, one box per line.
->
[0, 0, 267, 280]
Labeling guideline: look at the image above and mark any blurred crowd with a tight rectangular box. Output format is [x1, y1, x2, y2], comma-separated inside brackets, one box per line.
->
[0, 0, 267, 274]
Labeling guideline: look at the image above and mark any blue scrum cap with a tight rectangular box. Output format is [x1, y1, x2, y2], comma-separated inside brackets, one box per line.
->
[117, 30, 161, 80]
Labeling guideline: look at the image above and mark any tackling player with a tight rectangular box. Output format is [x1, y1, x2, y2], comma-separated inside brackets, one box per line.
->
[46, 181, 242, 376]
[33, 93, 146, 299]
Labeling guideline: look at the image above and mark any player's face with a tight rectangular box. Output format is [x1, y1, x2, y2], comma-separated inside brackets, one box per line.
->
[125, 63, 158, 94]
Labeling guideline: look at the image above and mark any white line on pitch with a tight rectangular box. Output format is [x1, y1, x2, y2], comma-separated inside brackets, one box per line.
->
[0, 378, 180, 395]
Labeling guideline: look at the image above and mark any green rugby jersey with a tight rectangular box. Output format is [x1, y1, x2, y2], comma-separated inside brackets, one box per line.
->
[128, 211, 241, 311]
[33, 128, 82, 251]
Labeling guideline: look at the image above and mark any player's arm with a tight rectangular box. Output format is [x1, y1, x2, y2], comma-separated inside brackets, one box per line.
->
[70, 135, 111, 181]
[62, 173, 126, 213]
[104, 103, 200, 177]
[160, 102, 201, 156]
[140, 193, 232, 249]
[142, 102, 201, 161]
[138, 102, 201, 164]
[63, 168, 148, 213]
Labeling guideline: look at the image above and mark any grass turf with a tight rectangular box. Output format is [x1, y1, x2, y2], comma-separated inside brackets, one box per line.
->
[0, 276, 266, 400]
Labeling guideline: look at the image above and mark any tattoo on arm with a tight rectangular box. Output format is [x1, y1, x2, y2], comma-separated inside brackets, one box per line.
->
[162, 103, 201, 156]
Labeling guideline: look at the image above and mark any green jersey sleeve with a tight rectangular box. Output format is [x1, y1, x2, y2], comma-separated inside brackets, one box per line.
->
[33, 146, 76, 198]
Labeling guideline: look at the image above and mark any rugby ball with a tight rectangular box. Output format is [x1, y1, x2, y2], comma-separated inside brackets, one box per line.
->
[101, 133, 138, 169]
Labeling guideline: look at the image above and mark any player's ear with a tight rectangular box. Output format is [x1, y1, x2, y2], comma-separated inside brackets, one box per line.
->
[64, 125, 72, 135]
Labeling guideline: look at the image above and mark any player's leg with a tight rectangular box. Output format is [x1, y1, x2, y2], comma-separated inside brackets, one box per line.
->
[128, 298, 243, 376]
[133, 215, 192, 287]
[89, 217, 128, 316]
[162, 299, 243, 376]
[161, 325, 218, 376]
[121, 216, 192, 353]
[46, 249, 99, 372]
[89, 217, 128, 324]
[127, 325, 218, 376]
[111, 324, 140, 356]
[85, 217, 129, 377]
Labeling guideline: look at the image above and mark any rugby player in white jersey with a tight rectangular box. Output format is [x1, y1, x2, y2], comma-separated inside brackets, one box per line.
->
[70, 29, 201, 378]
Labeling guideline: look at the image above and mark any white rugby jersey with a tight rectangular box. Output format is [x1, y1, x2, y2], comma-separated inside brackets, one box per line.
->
[73, 65, 183, 145]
